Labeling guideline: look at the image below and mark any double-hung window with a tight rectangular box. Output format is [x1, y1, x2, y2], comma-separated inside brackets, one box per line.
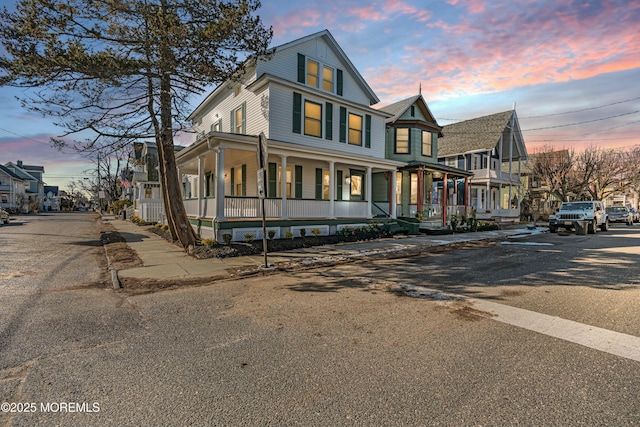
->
[234, 107, 243, 134]
[307, 59, 319, 88]
[323, 67, 334, 92]
[298, 54, 343, 95]
[395, 128, 409, 153]
[230, 102, 246, 134]
[304, 100, 322, 138]
[348, 113, 363, 146]
[421, 131, 432, 157]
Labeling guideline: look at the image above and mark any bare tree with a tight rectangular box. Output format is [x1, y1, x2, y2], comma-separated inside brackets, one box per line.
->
[581, 145, 626, 201]
[0, 0, 272, 249]
[531, 145, 578, 202]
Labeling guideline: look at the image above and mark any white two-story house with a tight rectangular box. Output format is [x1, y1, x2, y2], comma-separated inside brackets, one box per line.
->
[176, 29, 403, 241]
[438, 110, 528, 222]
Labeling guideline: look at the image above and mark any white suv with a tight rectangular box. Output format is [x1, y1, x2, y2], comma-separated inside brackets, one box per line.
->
[549, 201, 609, 234]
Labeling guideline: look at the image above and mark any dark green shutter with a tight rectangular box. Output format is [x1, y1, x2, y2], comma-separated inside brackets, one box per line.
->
[268, 162, 277, 198]
[293, 92, 302, 134]
[297, 53, 305, 83]
[337, 69, 343, 96]
[365, 114, 371, 148]
[205, 172, 211, 196]
[230, 167, 235, 196]
[295, 165, 303, 199]
[241, 102, 246, 134]
[325, 102, 333, 140]
[315, 168, 323, 200]
[339, 107, 347, 143]
[241, 165, 247, 196]
[337, 170, 343, 201]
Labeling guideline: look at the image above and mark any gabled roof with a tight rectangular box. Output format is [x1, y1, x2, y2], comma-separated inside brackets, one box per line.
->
[189, 29, 379, 120]
[439, 110, 528, 160]
[20, 164, 45, 172]
[4, 162, 38, 181]
[0, 164, 24, 181]
[275, 29, 379, 104]
[379, 94, 439, 126]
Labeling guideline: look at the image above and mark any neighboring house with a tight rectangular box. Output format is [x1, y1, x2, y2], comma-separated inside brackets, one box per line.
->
[127, 141, 165, 223]
[376, 94, 473, 227]
[176, 29, 403, 241]
[519, 152, 563, 221]
[438, 110, 528, 222]
[43, 185, 60, 211]
[4, 160, 45, 212]
[0, 164, 27, 213]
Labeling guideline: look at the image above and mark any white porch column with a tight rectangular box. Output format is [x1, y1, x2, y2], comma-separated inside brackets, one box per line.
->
[198, 155, 204, 218]
[509, 122, 514, 205]
[390, 170, 397, 219]
[476, 187, 482, 210]
[215, 147, 225, 221]
[498, 135, 503, 179]
[366, 166, 372, 219]
[329, 161, 335, 219]
[280, 155, 288, 219]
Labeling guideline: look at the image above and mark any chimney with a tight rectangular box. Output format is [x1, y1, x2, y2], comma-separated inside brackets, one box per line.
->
[17, 160, 23, 167]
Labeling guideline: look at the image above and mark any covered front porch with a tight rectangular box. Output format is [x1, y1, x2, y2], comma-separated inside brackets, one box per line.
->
[382, 162, 474, 228]
[175, 132, 403, 240]
[470, 171, 524, 223]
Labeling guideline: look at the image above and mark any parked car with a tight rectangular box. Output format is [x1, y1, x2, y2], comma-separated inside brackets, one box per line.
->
[0, 208, 9, 225]
[549, 200, 608, 234]
[605, 206, 633, 225]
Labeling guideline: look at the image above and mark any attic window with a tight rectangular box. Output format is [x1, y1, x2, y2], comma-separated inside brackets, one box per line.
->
[410, 106, 415, 117]
[323, 66, 334, 92]
[307, 59, 319, 88]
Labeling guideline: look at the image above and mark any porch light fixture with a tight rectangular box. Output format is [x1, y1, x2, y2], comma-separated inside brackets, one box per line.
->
[345, 175, 350, 184]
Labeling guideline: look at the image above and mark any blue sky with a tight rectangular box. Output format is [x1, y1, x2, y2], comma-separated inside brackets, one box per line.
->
[1, 0, 639, 190]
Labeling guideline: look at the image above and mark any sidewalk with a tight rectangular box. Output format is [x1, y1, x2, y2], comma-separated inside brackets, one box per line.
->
[101, 214, 545, 285]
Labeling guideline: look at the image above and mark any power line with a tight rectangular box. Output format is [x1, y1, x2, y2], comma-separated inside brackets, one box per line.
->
[521, 96, 640, 119]
[436, 95, 640, 122]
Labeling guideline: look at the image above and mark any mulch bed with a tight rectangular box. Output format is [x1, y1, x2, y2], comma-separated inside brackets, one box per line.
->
[147, 225, 392, 259]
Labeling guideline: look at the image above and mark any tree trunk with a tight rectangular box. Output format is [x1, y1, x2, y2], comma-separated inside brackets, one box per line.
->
[159, 71, 198, 249]
[155, 137, 178, 242]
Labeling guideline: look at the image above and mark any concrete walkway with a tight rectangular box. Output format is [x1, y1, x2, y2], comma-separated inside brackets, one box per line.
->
[101, 214, 545, 284]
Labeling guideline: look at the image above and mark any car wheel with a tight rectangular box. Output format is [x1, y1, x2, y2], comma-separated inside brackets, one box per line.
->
[549, 226, 557, 233]
[600, 219, 609, 232]
[588, 220, 597, 234]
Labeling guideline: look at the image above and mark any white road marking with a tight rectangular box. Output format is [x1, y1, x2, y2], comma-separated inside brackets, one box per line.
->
[402, 284, 640, 362]
[470, 298, 640, 362]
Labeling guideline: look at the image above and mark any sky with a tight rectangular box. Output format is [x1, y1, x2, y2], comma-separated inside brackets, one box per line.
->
[0, 0, 639, 190]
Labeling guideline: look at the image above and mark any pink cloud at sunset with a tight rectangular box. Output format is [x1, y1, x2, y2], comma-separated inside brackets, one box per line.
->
[1, 0, 639, 189]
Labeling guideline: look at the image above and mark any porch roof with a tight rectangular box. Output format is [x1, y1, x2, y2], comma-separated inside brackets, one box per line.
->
[399, 160, 474, 179]
[176, 131, 405, 174]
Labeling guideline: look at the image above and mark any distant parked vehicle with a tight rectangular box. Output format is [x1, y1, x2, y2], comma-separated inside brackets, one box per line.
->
[549, 200, 608, 233]
[629, 208, 640, 223]
[605, 206, 633, 225]
[0, 208, 9, 225]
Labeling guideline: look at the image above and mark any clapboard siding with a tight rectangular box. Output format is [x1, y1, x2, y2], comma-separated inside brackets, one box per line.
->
[267, 85, 386, 159]
[256, 36, 372, 106]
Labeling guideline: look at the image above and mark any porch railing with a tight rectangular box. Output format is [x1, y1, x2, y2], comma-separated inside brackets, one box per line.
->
[182, 196, 371, 219]
[138, 201, 164, 223]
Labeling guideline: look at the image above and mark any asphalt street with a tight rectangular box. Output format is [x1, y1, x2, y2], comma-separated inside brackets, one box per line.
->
[1, 213, 639, 426]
